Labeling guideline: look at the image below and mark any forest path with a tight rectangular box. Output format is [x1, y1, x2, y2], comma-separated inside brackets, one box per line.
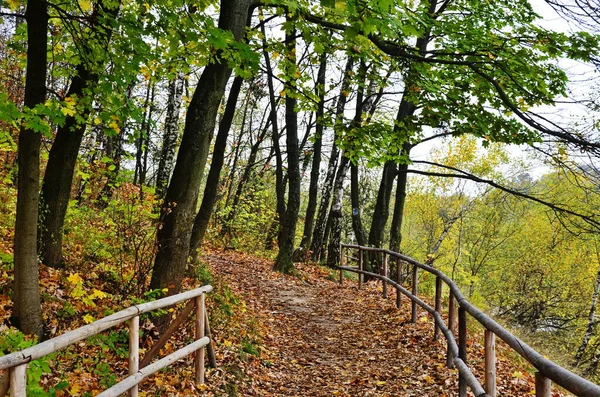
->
[206, 249, 467, 397]
[206, 248, 547, 397]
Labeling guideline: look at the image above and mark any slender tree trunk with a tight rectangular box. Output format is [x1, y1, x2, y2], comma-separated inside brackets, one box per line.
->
[350, 163, 367, 245]
[135, 77, 155, 188]
[575, 253, 600, 366]
[38, 1, 119, 268]
[260, 14, 285, 248]
[155, 72, 184, 200]
[189, 76, 244, 260]
[310, 56, 354, 262]
[96, 97, 128, 209]
[13, 0, 47, 338]
[296, 53, 326, 261]
[221, 93, 252, 235]
[273, 20, 300, 273]
[389, 159, 409, 253]
[326, 155, 350, 267]
[150, 0, 251, 297]
[223, 121, 269, 233]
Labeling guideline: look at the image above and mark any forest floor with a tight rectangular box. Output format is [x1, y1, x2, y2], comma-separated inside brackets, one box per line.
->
[0, 243, 567, 396]
[204, 248, 565, 397]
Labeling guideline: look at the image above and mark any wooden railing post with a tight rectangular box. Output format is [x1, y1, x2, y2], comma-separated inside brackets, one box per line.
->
[129, 316, 139, 397]
[458, 305, 467, 397]
[434, 276, 442, 340]
[485, 329, 496, 397]
[195, 294, 206, 384]
[382, 252, 388, 298]
[446, 290, 456, 368]
[358, 248, 363, 289]
[339, 244, 344, 285]
[535, 373, 551, 397]
[411, 265, 418, 323]
[9, 364, 26, 397]
[395, 259, 402, 308]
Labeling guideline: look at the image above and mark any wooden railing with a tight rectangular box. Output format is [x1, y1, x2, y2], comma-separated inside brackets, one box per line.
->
[339, 244, 600, 397]
[0, 285, 215, 397]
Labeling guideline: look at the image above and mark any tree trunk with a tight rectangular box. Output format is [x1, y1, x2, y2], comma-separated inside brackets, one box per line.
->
[135, 76, 155, 188]
[296, 53, 326, 261]
[220, 91, 253, 236]
[575, 258, 600, 366]
[310, 56, 354, 262]
[150, 0, 251, 297]
[155, 72, 185, 200]
[189, 76, 244, 261]
[326, 155, 350, 267]
[273, 20, 300, 274]
[389, 159, 409, 253]
[260, 14, 285, 248]
[13, 0, 47, 338]
[38, 1, 120, 268]
[350, 163, 367, 246]
[223, 118, 269, 236]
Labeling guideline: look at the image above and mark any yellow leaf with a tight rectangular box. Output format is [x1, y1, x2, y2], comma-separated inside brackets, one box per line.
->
[108, 121, 121, 134]
[67, 273, 83, 285]
[91, 289, 106, 299]
[375, 380, 386, 386]
[70, 383, 82, 396]
[78, 0, 91, 12]
[6, 0, 20, 11]
[83, 314, 95, 324]
[93, 117, 101, 125]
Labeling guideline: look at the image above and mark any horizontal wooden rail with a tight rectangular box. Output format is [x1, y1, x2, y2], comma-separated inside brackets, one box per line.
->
[96, 337, 210, 397]
[340, 244, 600, 397]
[0, 285, 214, 396]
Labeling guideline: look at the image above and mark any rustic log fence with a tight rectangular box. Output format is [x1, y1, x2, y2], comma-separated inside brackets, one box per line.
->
[339, 244, 600, 397]
[0, 285, 215, 397]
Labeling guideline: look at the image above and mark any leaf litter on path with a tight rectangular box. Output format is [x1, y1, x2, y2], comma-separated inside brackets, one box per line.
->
[205, 248, 566, 397]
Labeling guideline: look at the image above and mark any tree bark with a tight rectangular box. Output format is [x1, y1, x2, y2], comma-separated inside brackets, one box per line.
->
[38, 1, 120, 268]
[575, 257, 600, 366]
[189, 76, 244, 261]
[350, 163, 367, 246]
[273, 19, 300, 273]
[13, 0, 47, 338]
[310, 56, 354, 262]
[326, 155, 350, 267]
[260, 14, 285, 248]
[389, 159, 409, 253]
[155, 72, 185, 200]
[150, 0, 251, 297]
[296, 53, 326, 261]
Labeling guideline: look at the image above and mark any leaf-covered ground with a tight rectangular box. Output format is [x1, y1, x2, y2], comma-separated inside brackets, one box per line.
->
[0, 244, 569, 396]
[205, 248, 567, 397]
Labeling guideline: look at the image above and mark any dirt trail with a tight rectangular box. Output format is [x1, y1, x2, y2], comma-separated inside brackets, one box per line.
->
[206, 250, 544, 397]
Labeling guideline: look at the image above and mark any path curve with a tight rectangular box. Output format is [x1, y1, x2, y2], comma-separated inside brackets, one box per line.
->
[207, 250, 550, 397]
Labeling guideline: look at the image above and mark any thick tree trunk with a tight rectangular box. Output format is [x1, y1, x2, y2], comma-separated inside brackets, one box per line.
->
[296, 53, 326, 261]
[38, 1, 119, 268]
[13, 0, 47, 338]
[150, 0, 251, 296]
[273, 21, 300, 273]
[326, 155, 350, 267]
[155, 72, 185, 200]
[189, 76, 244, 261]
[310, 56, 354, 262]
